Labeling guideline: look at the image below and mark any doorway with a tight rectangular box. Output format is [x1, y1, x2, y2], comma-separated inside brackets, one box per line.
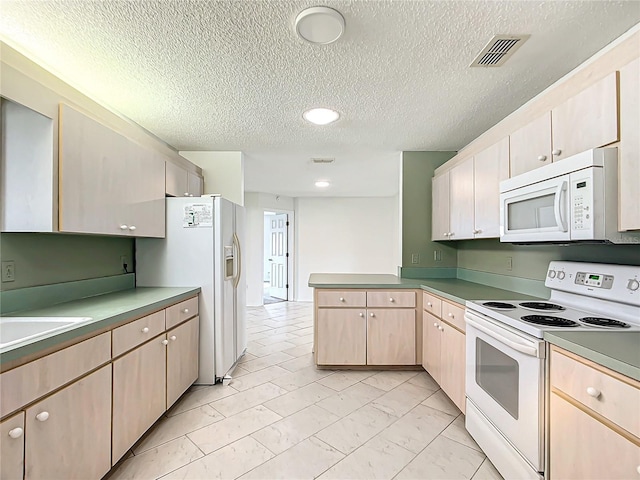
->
[263, 212, 289, 304]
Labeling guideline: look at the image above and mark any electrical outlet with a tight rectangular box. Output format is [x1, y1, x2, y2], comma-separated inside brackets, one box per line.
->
[506, 256, 513, 271]
[2, 261, 15, 282]
[434, 250, 442, 262]
[120, 255, 130, 273]
[411, 253, 420, 264]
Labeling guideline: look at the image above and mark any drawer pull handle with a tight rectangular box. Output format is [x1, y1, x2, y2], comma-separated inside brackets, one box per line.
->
[36, 412, 49, 422]
[339, 297, 345, 302]
[8, 427, 23, 439]
[170, 335, 177, 341]
[586, 387, 601, 398]
[162, 339, 169, 346]
[359, 313, 364, 317]
[183, 308, 189, 314]
[141, 327, 149, 333]
[427, 302, 432, 307]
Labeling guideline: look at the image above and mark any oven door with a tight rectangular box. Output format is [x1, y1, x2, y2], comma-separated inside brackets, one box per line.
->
[465, 310, 545, 472]
[500, 174, 570, 242]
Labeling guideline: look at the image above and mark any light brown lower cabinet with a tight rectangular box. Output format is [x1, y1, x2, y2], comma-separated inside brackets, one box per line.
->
[24, 365, 112, 480]
[112, 336, 167, 464]
[167, 316, 200, 408]
[367, 309, 416, 365]
[316, 308, 367, 365]
[1, 412, 25, 480]
[422, 311, 442, 384]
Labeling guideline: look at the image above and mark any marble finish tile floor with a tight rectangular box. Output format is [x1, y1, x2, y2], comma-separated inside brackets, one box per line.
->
[106, 301, 503, 480]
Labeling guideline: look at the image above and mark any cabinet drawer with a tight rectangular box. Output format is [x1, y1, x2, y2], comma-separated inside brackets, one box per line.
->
[166, 296, 199, 329]
[442, 301, 465, 332]
[0, 332, 111, 418]
[423, 292, 442, 318]
[112, 310, 166, 357]
[367, 290, 416, 308]
[551, 348, 640, 438]
[316, 290, 366, 308]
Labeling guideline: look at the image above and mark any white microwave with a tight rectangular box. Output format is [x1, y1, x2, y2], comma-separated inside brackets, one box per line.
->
[499, 148, 640, 244]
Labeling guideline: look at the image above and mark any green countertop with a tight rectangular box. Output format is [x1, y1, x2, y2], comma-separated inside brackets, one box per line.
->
[544, 331, 640, 382]
[308, 273, 541, 305]
[1, 287, 200, 366]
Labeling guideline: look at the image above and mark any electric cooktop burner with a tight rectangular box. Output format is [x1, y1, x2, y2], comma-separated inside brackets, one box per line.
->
[519, 302, 566, 312]
[521, 315, 579, 327]
[579, 317, 631, 329]
[482, 302, 516, 310]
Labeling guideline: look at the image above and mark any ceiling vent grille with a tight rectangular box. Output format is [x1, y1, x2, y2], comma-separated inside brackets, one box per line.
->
[470, 35, 530, 67]
[311, 157, 335, 164]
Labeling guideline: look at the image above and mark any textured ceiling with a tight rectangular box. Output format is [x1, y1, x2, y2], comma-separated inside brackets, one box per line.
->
[1, 1, 639, 197]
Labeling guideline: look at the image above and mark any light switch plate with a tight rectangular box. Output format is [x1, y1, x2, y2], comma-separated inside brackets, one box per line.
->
[2, 260, 15, 282]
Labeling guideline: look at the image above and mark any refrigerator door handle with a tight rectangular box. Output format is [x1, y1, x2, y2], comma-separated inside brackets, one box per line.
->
[232, 232, 242, 288]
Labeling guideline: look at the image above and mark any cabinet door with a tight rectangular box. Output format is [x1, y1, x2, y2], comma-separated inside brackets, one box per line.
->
[112, 336, 167, 464]
[509, 112, 552, 177]
[367, 309, 416, 365]
[24, 365, 111, 480]
[165, 160, 189, 197]
[59, 104, 129, 235]
[167, 316, 200, 409]
[432, 172, 450, 241]
[440, 322, 465, 414]
[188, 171, 204, 197]
[316, 309, 366, 365]
[448, 158, 474, 240]
[619, 57, 640, 231]
[473, 137, 510, 238]
[551, 72, 619, 161]
[550, 392, 640, 480]
[127, 145, 165, 237]
[1, 412, 24, 480]
[422, 311, 441, 384]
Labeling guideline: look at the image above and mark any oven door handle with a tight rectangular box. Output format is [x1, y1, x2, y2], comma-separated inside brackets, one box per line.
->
[466, 316, 541, 358]
[554, 181, 568, 232]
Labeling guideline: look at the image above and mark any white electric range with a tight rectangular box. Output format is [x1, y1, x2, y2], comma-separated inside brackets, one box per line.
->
[464, 261, 640, 480]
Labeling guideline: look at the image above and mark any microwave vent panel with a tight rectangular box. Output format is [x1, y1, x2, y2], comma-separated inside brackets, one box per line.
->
[470, 35, 530, 67]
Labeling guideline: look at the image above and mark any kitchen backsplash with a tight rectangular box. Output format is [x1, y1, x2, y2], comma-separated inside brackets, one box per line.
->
[0, 233, 134, 291]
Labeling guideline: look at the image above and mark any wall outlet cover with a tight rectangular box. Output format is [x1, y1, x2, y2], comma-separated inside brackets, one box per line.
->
[2, 260, 16, 282]
[411, 253, 420, 264]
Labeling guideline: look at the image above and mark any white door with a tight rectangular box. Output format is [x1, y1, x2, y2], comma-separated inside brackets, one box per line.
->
[267, 213, 288, 300]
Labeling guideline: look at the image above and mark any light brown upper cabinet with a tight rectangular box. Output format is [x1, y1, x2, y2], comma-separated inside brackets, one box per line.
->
[473, 137, 510, 238]
[551, 71, 619, 162]
[59, 104, 165, 237]
[619, 57, 640, 231]
[187, 171, 204, 197]
[509, 112, 552, 177]
[431, 171, 450, 241]
[448, 157, 475, 240]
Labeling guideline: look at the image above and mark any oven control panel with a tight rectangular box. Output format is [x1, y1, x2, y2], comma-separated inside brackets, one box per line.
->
[574, 272, 614, 289]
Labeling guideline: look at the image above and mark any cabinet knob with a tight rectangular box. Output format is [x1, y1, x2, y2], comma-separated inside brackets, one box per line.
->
[552, 149, 562, 156]
[184, 192, 190, 196]
[636, 465, 640, 475]
[8, 427, 23, 439]
[427, 302, 432, 307]
[438, 326, 444, 331]
[448, 232, 454, 237]
[129, 225, 136, 231]
[433, 322, 438, 327]
[359, 312, 364, 317]
[537, 155, 547, 162]
[370, 313, 375, 317]
[586, 386, 601, 398]
[339, 297, 345, 302]
[448, 312, 454, 318]
[141, 327, 149, 333]
[182, 308, 189, 313]
[170, 335, 177, 341]
[120, 225, 128, 230]
[36, 412, 49, 422]
[473, 229, 481, 234]
[389, 298, 394, 302]
[443, 233, 449, 237]
[162, 339, 169, 346]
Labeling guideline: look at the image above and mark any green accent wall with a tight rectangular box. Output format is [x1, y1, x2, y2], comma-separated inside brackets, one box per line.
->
[457, 239, 640, 281]
[0, 233, 134, 291]
[401, 151, 457, 268]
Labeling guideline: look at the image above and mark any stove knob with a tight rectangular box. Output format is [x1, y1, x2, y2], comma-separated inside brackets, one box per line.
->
[627, 279, 640, 291]
[548, 270, 556, 279]
[557, 271, 565, 280]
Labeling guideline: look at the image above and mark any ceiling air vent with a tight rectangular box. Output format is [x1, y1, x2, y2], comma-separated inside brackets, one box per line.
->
[311, 157, 335, 164]
[470, 35, 530, 67]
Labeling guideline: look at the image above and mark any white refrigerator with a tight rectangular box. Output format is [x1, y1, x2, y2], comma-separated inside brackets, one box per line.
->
[136, 195, 246, 384]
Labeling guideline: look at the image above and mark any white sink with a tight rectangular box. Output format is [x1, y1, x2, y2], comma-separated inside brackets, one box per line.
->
[0, 317, 92, 349]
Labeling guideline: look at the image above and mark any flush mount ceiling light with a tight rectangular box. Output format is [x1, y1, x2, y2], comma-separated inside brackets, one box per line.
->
[315, 180, 330, 188]
[295, 6, 345, 45]
[303, 107, 340, 125]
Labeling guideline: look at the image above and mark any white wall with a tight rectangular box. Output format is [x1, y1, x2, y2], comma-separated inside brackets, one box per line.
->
[180, 151, 244, 206]
[295, 196, 401, 302]
[245, 192, 295, 306]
